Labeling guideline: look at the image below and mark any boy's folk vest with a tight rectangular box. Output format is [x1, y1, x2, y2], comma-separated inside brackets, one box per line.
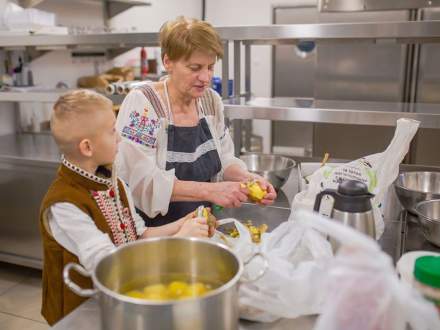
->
[39, 159, 137, 325]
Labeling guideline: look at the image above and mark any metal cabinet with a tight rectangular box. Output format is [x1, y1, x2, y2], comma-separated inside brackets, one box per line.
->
[0, 134, 58, 269]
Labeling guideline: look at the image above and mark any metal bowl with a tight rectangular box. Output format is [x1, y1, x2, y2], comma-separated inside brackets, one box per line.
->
[240, 153, 296, 190]
[394, 171, 440, 214]
[415, 199, 440, 247]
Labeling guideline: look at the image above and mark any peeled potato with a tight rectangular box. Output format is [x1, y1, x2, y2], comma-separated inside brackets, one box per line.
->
[167, 281, 189, 298]
[125, 290, 146, 299]
[143, 284, 167, 296]
[241, 181, 267, 202]
[185, 282, 208, 297]
[124, 280, 212, 301]
[247, 181, 267, 202]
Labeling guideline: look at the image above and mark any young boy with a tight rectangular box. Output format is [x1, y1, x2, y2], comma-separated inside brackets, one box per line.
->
[39, 90, 210, 325]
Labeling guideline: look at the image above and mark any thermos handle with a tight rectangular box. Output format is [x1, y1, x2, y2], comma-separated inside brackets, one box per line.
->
[313, 190, 338, 213]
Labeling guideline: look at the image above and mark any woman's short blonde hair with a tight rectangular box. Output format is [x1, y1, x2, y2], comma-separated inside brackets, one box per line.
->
[159, 16, 223, 61]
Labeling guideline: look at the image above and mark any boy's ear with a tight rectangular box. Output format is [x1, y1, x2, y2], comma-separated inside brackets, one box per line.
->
[78, 139, 93, 157]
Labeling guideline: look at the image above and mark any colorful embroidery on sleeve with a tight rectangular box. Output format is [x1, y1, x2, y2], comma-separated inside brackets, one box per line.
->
[121, 110, 160, 148]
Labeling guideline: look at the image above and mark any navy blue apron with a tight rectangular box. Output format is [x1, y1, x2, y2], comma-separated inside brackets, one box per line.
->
[137, 82, 221, 226]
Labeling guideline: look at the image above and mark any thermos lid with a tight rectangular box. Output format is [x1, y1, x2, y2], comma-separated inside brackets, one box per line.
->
[334, 180, 374, 213]
[338, 180, 370, 196]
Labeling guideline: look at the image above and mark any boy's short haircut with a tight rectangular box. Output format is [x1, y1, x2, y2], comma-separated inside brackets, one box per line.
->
[51, 90, 112, 155]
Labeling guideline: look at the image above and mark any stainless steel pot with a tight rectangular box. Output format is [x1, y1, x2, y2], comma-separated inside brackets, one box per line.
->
[240, 153, 296, 190]
[415, 199, 440, 247]
[63, 237, 267, 330]
[394, 171, 440, 214]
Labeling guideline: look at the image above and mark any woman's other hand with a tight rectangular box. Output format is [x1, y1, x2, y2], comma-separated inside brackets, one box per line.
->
[249, 174, 277, 206]
[205, 182, 248, 208]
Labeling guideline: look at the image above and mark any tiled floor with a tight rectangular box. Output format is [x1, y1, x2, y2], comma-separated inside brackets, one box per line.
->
[0, 262, 49, 330]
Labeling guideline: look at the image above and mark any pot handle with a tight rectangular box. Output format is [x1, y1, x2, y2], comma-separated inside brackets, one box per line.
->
[240, 252, 269, 283]
[63, 263, 98, 297]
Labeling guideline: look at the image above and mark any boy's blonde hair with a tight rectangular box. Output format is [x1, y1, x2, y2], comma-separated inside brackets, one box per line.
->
[51, 90, 112, 156]
[159, 16, 223, 62]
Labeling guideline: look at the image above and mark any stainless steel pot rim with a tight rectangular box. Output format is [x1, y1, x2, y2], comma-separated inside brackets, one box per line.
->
[91, 237, 244, 305]
[415, 199, 440, 223]
[240, 154, 296, 170]
[395, 171, 440, 194]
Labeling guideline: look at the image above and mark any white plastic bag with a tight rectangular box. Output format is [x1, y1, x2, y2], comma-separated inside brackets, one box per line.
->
[292, 210, 440, 330]
[293, 118, 420, 239]
[213, 210, 439, 328]
[212, 217, 333, 322]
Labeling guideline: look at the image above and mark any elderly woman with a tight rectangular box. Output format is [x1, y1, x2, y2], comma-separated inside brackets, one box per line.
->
[116, 17, 276, 226]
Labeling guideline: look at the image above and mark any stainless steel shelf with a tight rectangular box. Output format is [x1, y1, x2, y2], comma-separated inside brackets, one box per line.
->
[0, 90, 67, 102]
[0, 32, 159, 48]
[0, 90, 125, 104]
[4, 20, 440, 49]
[8, 93, 440, 129]
[318, 0, 440, 12]
[216, 20, 440, 44]
[224, 97, 440, 129]
[19, 0, 150, 6]
[18, 0, 151, 16]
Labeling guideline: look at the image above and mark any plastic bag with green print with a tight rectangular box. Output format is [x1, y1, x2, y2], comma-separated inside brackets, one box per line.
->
[299, 118, 420, 240]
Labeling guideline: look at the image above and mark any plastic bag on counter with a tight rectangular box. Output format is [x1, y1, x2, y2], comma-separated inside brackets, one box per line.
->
[211, 217, 334, 322]
[291, 210, 440, 330]
[293, 118, 420, 240]
[213, 210, 440, 328]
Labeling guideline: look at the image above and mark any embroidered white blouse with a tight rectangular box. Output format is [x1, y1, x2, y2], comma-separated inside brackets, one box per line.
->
[47, 181, 146, 273]
[115, 84, 246, 219]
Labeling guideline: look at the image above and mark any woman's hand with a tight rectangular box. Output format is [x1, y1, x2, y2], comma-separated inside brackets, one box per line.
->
[175, 214, 209, 238]
[247, 174, 277, 206]
[204, 182, 249, 208]
[222, 165, 277, 205]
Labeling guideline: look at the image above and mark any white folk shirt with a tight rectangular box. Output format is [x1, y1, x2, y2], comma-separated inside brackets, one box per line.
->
[115, 84, 246, 219]
[47, 182, 146, 273]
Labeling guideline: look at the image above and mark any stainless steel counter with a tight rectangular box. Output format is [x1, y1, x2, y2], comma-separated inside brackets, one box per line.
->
[52, 296, 317, 330]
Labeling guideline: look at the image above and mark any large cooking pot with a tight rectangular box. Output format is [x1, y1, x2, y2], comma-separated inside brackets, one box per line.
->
[63, 237, 267, 330]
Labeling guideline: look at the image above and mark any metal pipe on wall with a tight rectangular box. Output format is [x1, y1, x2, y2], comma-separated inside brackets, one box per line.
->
[221, 41, 229, 100]
[231, 41, 243, 157]
[201, 0, 206, 20]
